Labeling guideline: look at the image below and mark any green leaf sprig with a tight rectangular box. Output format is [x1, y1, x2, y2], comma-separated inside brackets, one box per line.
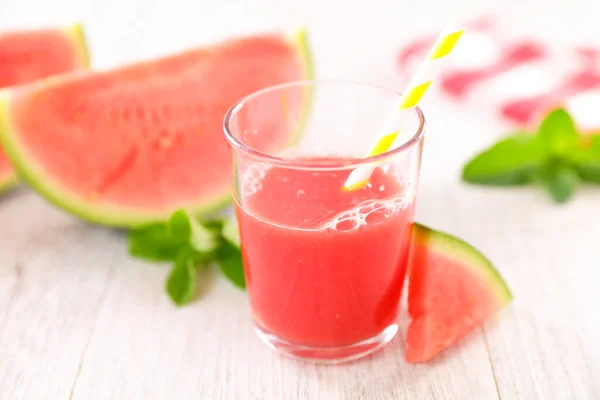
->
[128, 210, 243, 306]
[462, 108, 600, 203]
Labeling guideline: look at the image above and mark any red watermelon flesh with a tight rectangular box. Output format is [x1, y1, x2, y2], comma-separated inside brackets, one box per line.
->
[0, 24, 89, 192]
[0, 31, 311, 226]
[406, 223, 512, 363]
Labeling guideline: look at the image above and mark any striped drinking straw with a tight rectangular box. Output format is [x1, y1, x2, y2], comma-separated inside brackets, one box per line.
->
[344, 23, 465, 191]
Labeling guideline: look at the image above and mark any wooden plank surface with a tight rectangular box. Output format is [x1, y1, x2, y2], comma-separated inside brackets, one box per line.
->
[1, 0, 599, 398]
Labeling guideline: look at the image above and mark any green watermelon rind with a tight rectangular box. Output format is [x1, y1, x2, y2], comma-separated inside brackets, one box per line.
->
[412, 223, 513, 305]
[61, 23, 91, 68]
[0, 30, 313, 228]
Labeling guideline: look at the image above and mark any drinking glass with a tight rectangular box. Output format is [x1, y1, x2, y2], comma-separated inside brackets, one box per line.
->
[223, 81, 425, 363]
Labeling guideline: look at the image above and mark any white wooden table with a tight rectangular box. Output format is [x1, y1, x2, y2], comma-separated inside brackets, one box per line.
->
[1, 0, 599, 398]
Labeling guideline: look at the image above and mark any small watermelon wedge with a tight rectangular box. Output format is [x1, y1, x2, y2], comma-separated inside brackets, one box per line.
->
[0, 30, 311, 226]
[406, 223, 512, 363]
[0, 24, 89, 193]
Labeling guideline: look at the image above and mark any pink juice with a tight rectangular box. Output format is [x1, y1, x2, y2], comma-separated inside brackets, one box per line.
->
[235, 160, 415, 347]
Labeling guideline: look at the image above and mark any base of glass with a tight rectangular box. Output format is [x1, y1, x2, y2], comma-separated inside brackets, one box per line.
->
[254, 323, 398, 364]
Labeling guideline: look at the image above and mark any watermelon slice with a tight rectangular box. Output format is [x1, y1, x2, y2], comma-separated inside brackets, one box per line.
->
[0, 24, 89, 193]
[0, 30, 311, 226]
[406, 223, 512, 363]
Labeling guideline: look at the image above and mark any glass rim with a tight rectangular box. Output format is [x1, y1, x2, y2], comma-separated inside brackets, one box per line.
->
[223, 80, 426, 170]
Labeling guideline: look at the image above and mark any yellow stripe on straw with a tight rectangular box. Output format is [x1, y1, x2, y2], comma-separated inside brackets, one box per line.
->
[344, 22, 465, 191]
[429, 30, 464, 59]
[398, 81, 432, 110]
[368, 131, 399, 157]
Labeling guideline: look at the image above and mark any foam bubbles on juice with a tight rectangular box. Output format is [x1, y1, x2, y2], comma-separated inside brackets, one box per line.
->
[241, 162, 270, 196]
[322, 198, 408, 232]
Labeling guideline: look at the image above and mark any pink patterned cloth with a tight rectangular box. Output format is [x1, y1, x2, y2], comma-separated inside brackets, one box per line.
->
[397, 17, 600, 132]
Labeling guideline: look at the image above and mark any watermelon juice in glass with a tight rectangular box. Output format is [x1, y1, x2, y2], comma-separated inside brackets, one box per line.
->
[223, 81, 425, 363]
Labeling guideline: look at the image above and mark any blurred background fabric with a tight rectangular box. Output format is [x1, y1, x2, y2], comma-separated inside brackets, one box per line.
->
[398, 15, 600, 131]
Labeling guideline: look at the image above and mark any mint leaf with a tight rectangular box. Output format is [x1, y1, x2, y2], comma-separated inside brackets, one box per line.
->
[203, 219, 225, 233]
[461, 108, 597, 204]
[575, 164, 600, 183]
[128, 223, 187, 262]
[462, 134, 546, 185]
[166, 249, 197, 306]
[535, 163, 579, 204]
[190, 248, 220, 265]
[222, 216, 240, 247]
[168, 209, 219, 252]
[538, 108, 577, 139]
[132, 211, 243, 306]
[538, 108, 579, 156]
[565, 135, 600, 183]
[216, 241, 245, 289]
